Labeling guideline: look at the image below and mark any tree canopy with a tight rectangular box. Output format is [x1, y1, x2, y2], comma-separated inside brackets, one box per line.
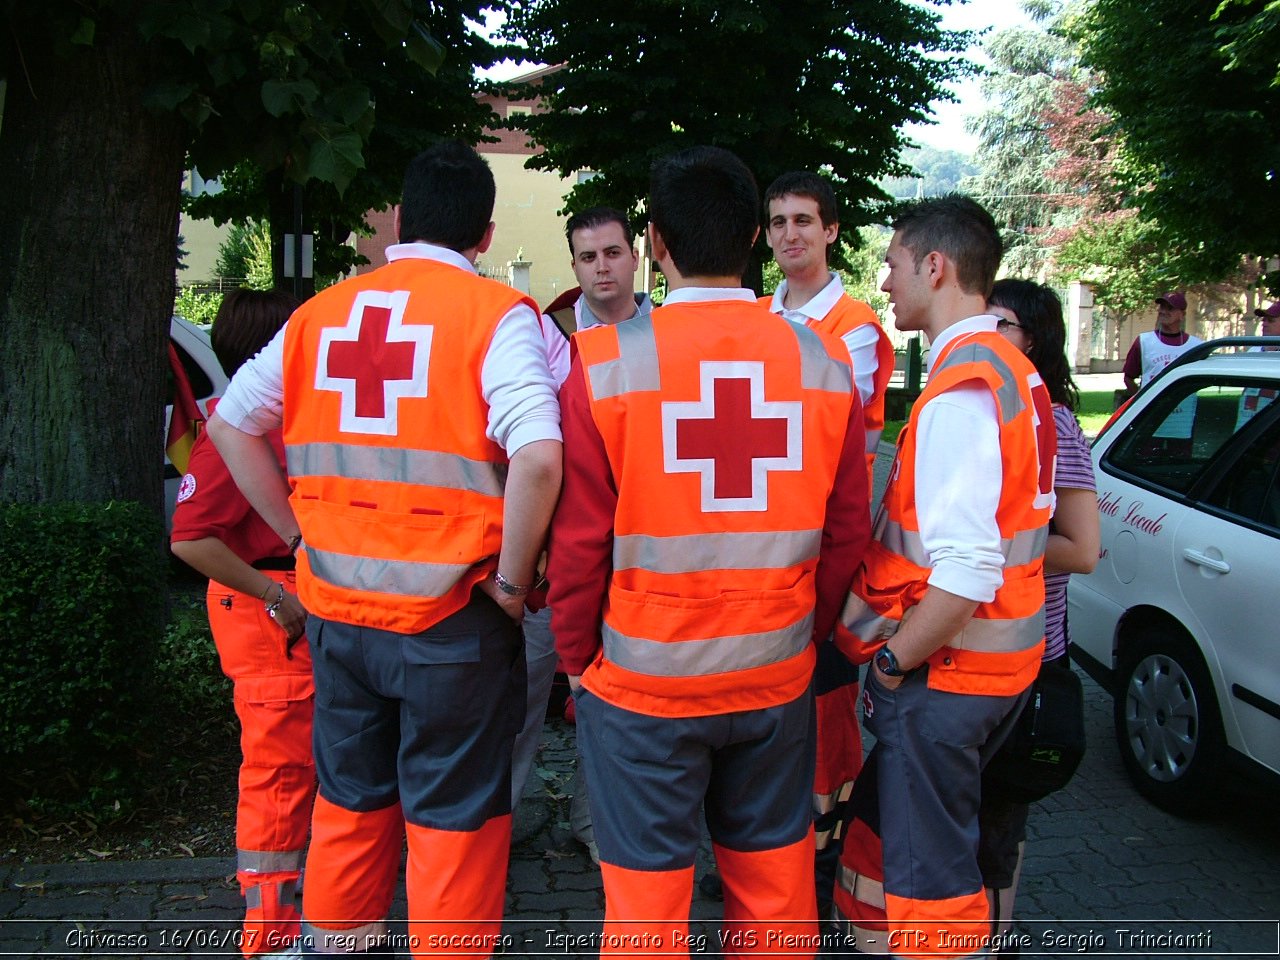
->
[963, 0, 1080, 274]
[503, 0, 975, 281]
[1078, 0, 1280, 292]
[0, 0, 499, 510]
[180, 0, 505, 283]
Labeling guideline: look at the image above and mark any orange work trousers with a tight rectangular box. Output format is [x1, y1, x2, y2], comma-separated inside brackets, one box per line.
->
[208, 571, 316, 958]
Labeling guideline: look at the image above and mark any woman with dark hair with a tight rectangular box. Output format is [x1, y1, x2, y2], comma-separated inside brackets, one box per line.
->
[171, 289, 312, 959]
[979, 278, 1100, 951]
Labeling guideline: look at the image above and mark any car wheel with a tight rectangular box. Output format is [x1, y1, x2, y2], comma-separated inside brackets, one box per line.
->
[1113, 630, 1225, 816]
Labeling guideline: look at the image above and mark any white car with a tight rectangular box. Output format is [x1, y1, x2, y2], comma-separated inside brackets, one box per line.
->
[1069, 337, 1280, 814]
[165, 315, 228, 522]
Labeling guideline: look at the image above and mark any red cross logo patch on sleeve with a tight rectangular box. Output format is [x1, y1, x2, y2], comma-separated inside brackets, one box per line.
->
[316, 290, 432, 435]
[662, 361, 803, 512]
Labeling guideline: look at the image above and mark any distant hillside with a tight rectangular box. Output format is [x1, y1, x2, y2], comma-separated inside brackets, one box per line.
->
[881, 145, 978, 199]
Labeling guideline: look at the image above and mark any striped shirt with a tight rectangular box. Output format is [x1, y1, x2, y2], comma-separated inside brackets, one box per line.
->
[1045, 404, 1096, 660]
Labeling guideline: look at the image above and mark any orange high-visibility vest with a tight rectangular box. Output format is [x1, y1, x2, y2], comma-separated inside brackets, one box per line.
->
[835, 330, 1055, 696]
[281, 257, 537, 634]
[761, 293, 894, 480]
[574, 300, 856, 717]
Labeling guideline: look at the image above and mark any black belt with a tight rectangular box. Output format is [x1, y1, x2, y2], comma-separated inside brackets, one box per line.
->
[252, 557, 296, 572]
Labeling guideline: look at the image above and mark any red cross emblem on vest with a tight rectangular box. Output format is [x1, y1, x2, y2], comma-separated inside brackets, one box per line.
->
[316, 290, 432, 435]
[662, 361, 803, 512]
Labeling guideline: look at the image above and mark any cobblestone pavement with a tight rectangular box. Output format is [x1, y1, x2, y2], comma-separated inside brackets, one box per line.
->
[3, 691, 1279, 958]
[3, 435, 1278, 957]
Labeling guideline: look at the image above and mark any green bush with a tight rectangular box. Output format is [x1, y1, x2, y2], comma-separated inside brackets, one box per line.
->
[0, 502, 165, 766]
[159, 589, 232, 719]
[174, 286, 224, 325]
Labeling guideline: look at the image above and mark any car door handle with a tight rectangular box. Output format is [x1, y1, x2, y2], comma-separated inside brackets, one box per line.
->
[1182, 548, 1230, 573]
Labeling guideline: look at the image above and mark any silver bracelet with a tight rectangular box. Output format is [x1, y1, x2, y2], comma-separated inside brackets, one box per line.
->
[493, 571, 530, 597]
[265, 583, 286, 619]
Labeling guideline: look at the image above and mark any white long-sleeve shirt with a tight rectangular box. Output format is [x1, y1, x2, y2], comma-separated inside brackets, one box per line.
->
[912, 315, 1005, 603]
[216, 243, 561, 456]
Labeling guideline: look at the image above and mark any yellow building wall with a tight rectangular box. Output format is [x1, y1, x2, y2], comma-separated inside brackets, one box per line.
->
[478, 153, 580, 307]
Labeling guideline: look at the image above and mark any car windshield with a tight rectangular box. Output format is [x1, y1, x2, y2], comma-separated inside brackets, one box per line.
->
[1104, 377, 1280, 496]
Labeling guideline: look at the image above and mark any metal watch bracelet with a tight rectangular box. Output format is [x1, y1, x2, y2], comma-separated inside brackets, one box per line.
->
[493, 571, 530, 597]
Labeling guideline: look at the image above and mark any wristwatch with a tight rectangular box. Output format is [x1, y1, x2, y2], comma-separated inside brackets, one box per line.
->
[874, 646, 913, 678]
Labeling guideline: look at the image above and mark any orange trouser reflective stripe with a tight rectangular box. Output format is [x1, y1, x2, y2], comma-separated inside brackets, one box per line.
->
[832, 814, 890, 953]
[597, 863, 695, 955]
[715, 833, 819, 958]
[302, 795, 402, 944]
[405, 815, 511, 959]
[244, 878, 300, 957]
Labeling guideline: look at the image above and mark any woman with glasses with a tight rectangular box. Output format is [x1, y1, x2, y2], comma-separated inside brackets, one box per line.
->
[979, 278, 1101, 953]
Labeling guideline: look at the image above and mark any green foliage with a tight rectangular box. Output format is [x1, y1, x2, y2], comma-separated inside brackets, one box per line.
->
[214, 220, 275, 290]
[965, 0, 1082, 274]
[1078, 0, 1280, 281]
[181, 0, 507, 286]
[0, 503, 166, 766]
[174, 287, 225, 325]
[1053, 210, 1170, 314]
[840, 228, 892, 316]
[505, 0, 975, 259]
[158, 591, 232, 721]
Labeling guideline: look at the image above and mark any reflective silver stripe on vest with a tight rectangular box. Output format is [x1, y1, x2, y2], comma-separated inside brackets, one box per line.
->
[602, 612, 813, 678]
[286, 443, 507, 498]
[843, 594, 1044, 653]
[307, 547, 470, 599]
[238, 848, 303, 875]
[788, 322, 854, 394]
[879, 519, 1048, 569]
[931, 339, 1025, 424]
[612, 529, 821, 574]
[841, 595, 902, 643]
[587, 315, 661, 399]
[304, 920, 389, 953]
[951, 607, 1046, 652]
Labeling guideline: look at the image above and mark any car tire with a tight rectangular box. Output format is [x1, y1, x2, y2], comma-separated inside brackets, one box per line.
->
[1113, 629, 1226, 816]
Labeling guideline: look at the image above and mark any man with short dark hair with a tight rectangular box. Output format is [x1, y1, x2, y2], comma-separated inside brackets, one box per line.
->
[541, 206, 652, 383]
[548, 146, 870, 952]
[761, 171, 894, 916]
[511, 206, 650, 850]
[831, 195, 1055, 957]
[208, 140, 562, 958]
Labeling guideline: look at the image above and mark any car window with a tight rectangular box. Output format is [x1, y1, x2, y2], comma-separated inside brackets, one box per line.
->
[1202, 413, 1280, 531]
[1104, 377, 1276, 495]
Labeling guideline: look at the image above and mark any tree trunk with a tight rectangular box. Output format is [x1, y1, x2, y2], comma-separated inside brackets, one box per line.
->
[0, 17, 187, 513]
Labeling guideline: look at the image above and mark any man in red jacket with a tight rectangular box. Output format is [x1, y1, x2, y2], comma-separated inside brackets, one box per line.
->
[549, 146, 870, 955]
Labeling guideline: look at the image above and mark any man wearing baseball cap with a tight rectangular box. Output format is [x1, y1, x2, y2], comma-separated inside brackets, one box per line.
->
[1255, 301, 1280, 337]
[1237, 302, 1280, 427]
[1122, 291, 1203, 393]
